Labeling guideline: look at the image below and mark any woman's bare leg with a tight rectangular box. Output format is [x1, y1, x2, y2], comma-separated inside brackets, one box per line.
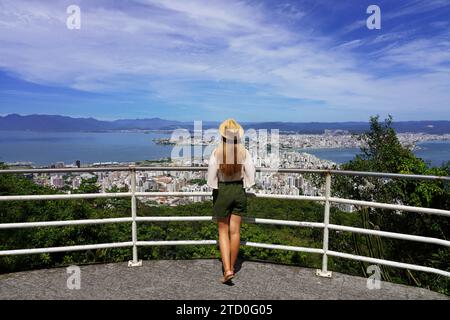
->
[217, 216, 232, 274]
[229, 214, 242, 271]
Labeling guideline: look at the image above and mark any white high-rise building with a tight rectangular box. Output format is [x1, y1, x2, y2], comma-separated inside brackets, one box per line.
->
[50, 175, 64, 188]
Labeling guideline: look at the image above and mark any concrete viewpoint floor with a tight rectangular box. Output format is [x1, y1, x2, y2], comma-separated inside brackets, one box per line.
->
[0, 259, 447, 300]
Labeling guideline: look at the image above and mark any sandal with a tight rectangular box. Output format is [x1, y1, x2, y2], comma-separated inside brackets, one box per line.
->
[222, 270, 234, 283]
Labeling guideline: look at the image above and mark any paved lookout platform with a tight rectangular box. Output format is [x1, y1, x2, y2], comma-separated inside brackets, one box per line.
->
[0, 259, 447, 300]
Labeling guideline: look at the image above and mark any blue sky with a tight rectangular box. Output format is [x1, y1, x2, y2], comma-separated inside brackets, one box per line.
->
[0, 0, 449, 121]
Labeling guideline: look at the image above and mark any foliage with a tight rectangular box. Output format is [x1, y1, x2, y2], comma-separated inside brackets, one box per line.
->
[328, 115, 449, 293]
[188, 179, 207, 185]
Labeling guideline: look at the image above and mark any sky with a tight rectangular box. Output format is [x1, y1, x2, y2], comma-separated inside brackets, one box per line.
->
[0, 0, 449, 122]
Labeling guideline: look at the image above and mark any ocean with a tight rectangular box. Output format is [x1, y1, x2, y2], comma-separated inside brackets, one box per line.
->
[0, 131, 449, 167]
[0, 131, 173, 165]
[298, 140, 450, 167]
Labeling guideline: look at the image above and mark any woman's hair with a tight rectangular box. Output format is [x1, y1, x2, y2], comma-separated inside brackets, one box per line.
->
[217, 136, 245, 177]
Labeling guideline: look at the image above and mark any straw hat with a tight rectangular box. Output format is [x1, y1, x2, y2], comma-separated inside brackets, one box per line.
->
[218, 118, 244, 140]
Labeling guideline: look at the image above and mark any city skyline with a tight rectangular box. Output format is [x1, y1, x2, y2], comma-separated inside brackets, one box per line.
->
[0, 1, 450, 122]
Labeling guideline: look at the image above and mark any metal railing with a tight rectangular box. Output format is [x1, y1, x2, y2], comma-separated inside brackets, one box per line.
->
[0, 166, 449, 277]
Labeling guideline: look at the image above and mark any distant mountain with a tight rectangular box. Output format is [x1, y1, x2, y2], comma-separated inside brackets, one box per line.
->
[0, 114, 111, 131]
[242, 121, 450, 134]
[0, 114, 449, 134]
[0, 114, 186, 132]
[110, 118, 184, 130]
[243, 121, 371, 133]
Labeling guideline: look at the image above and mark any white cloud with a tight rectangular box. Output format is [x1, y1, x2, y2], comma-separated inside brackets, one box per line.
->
[384, 0, 450, 20]
[0, 0, 449, 119]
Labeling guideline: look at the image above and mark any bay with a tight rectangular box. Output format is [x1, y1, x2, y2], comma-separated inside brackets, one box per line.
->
[0, 131, 449, 167]
[0, 131, 173, 166]
[297, 140, 450, 167]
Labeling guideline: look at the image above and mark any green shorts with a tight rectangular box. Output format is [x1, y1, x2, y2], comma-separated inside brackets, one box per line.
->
[212, 180, 247, 218]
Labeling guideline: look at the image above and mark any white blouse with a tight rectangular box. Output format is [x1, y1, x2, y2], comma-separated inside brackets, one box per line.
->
[206, 149, 256, 189]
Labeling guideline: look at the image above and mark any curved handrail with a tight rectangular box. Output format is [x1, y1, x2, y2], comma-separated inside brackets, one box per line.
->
[0, 167, 449, 279]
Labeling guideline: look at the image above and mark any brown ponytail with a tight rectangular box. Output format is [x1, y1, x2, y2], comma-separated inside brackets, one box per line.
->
[218, 136, 243, 177]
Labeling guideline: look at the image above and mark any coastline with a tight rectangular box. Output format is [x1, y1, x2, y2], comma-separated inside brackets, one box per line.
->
[1, 130, 449, 168]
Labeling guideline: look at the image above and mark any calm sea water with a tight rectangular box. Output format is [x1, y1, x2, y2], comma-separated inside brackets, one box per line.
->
[0, 131, 449, 167]
[0, 131, 174, 165]
[298, 140, 450, 167]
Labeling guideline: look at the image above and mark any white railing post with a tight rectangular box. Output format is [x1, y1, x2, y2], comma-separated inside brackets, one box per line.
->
[316, 172, 332, 277]
[128, 165, 142, 267]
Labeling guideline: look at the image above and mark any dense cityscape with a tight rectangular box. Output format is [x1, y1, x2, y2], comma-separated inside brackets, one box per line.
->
[156, 130, 450, 150]
[9, 131, 447, 213]
[29, 150, 336, 205]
